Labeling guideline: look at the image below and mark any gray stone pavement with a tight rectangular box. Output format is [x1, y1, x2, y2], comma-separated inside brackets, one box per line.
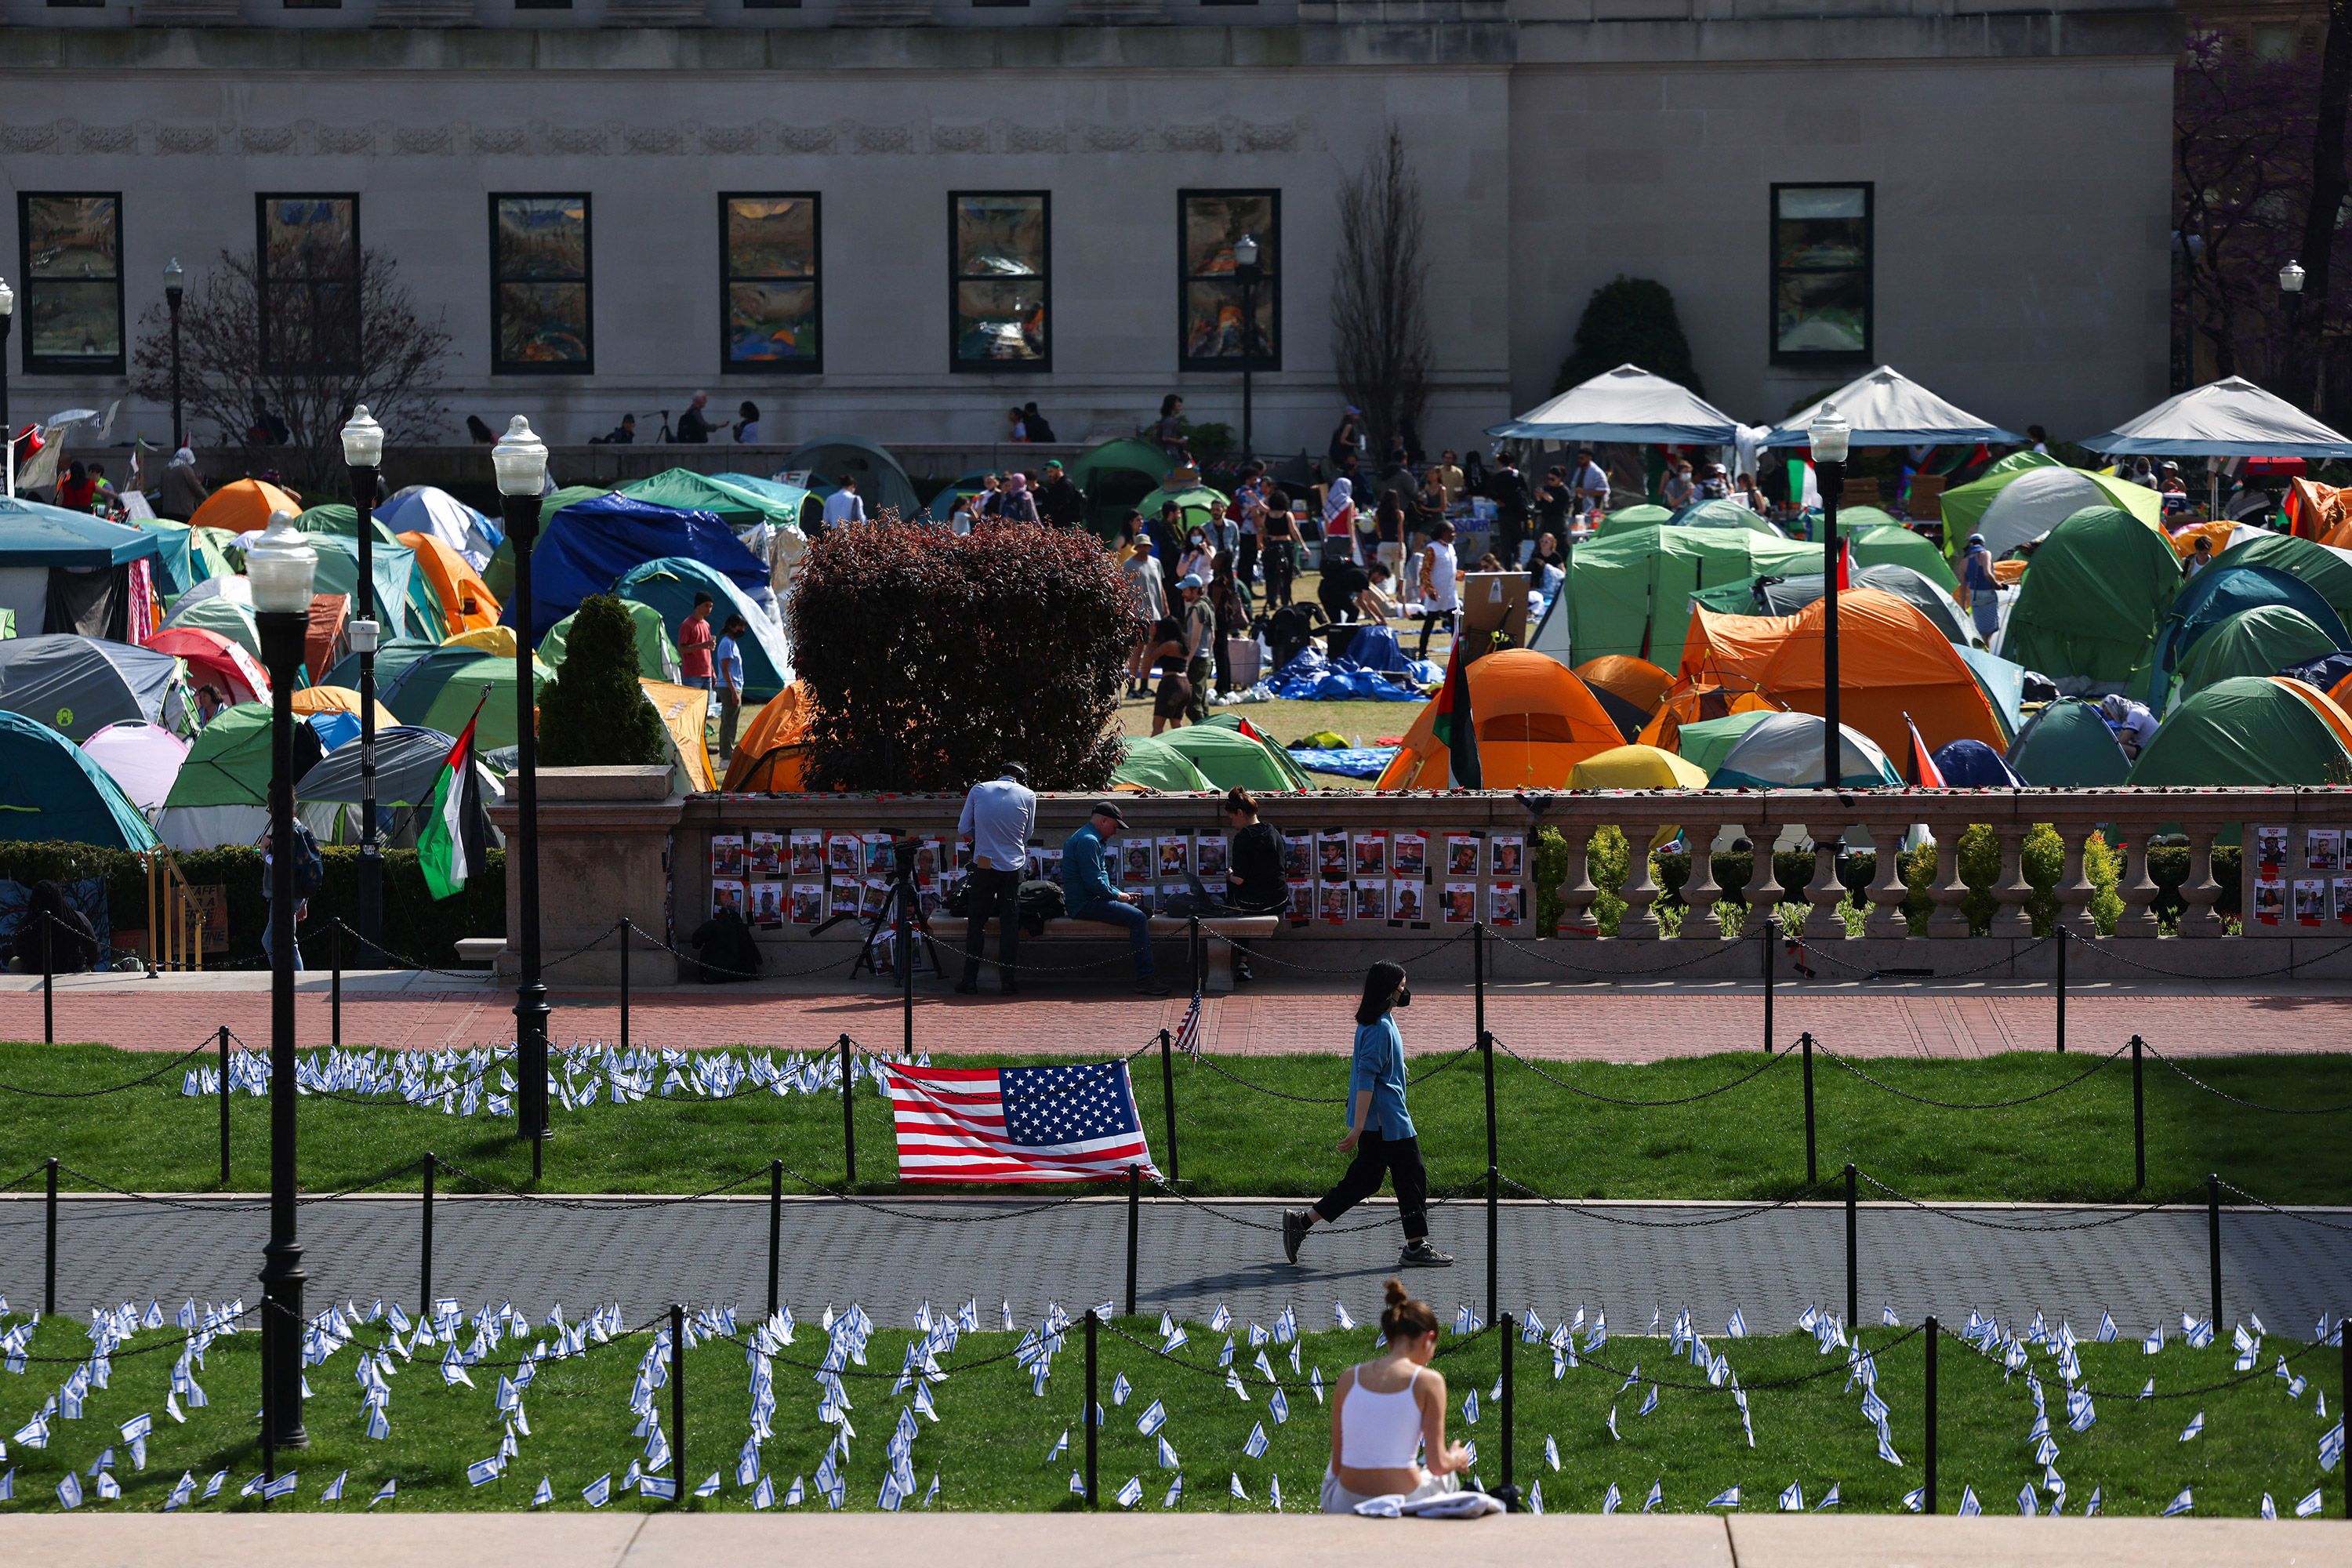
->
[3, 1191, 2347, 1334]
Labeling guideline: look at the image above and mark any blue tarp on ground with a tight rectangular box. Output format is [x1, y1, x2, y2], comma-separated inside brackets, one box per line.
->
[1342, 625, 1441, 683]
[1263, 645, 1429, 702]
[503, 492, 768, 633]
[1287, 746, 1400, 779]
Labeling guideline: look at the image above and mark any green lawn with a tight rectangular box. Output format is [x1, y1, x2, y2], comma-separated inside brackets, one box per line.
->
[0, 1311, 2335, 1516]
[2, 1044, 2347, 1206]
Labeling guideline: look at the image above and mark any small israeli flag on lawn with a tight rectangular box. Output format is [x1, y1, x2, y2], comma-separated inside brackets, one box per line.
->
[1159, 1435, 1181, 1469]
[1270, 1388, 1289, 1425]
[750, 1475, 775, 1510]
[202, 1471, 227, 1501]
[1900, 1487, 1923, 1512]
[532, 1477, 552, 1508]
[1600, 1483, 1621, 1515]
[2016, 1484, 2037, 1516]
[1607, 1406, 1620, 1440]
[1137, 1399, 1166, 1436]
[2180, 1411, 2204, 1442]
[1463, 1389, 1479, 1425]
[1334, 1302, 1354, 1330]
[1163, 1475, 1184, 1509]
[2321, 1419, 2344, 1472]
[1112, 1373, 1131, 1406]
[784, 1475, 805, 1507]
[1243, 1421, 1269, 1458]
[321, 1471, 346, 1501]
[1116, 1475, 1142, 1508]
[1778, 1482, 1802, 1511]
[56, 1473, 82, 1509]
[1210, 1305, 1232, 1331]
[2260, 1493, 2277, 1520]
[1816, 1483, 1841, 1510]
[2143, 1325, 2164, 1354]
[582, 1473, 612, 1508]
[1269, 1474, 1283, 1512]
[2085, 1486, 2103, 1516]
[1704, 1485, 1739, 1508]
[1544, 1434, 1560, 1471]
[1727, 1309, 1747, 1338]
[2163, 1487, 2193, 1516]
[1958, 1486, 1980, 1516]
[163, 1472, 193, 1512]
[641, 1475, 677, 1501]
[264, 1472, 299, 1501]
[2296, 1488, 2324, 1516]
[1639, 1385, 1659, 1417]
[1229, 1472, 1247, 1500]
[466, 1457, 501, 1488]
[1047, 1430, 1068, 1461]
[1529, 1479, 1543, 1515]
[695, 1472, 721, 1498]
[1876, 1428, 1902, 1467]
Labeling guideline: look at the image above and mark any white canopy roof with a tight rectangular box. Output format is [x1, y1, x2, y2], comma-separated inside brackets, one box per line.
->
[2078, 376, 2352, 459]
[1488, 364, 1741, 446]
[1760, 365, 2023, 448]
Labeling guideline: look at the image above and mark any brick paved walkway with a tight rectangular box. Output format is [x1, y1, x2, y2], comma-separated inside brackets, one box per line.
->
[5, 1188, 2343, 1333]
[5, 971, 2350, 1059]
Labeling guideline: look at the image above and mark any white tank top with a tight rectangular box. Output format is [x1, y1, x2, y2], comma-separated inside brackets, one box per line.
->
[1338, 1363, 1423, 1469]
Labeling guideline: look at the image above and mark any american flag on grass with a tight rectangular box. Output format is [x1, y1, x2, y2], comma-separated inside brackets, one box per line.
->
[883, 1061, 1158, 1182]
[1172, 990, 1203, 1059]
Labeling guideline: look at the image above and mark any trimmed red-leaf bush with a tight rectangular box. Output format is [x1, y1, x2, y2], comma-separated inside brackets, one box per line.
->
[789, 517, 1145, 791]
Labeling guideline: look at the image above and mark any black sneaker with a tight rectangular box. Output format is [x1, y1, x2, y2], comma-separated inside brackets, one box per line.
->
[1134, 977, 1171, 996]
[1398, 1240, 1454, 1269]
[1283, 1209, 1310, 1265]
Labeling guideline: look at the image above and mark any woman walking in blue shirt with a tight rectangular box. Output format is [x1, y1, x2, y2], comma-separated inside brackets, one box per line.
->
[1283, 962, 1454, 1269]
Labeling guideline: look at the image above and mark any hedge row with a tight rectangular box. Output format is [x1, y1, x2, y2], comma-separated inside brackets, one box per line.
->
[0, 840, 506, 969]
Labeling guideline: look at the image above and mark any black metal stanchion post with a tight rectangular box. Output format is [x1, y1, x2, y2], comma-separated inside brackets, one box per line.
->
[1478, 922, 1497, 1327]
[331, 923, 342, 1049]
[1083, 1308, 1099, 1507]
[217, 1025, 231, 1186]
[2053, 928, 2066, 1054]
[2340, 1308, 2350, 1521]
[1189, 913, 1201, 996]
[2207, 1172, 2223, 1329]
[1158, 1028, 1180, 1183]
[839, 1033, 856, 1184]
[1844, 1162, 1858, 1329]
[1499, 1309, 1516, 1506]
[670, 1302, 687, 1507]
[898, 884, 914, 1060]
[1923, 1316, 1939, 1514]
[43, 1156, 57, 1313]
[1125, 1163, 1140, 1319]
[1761, 921, 1774, 1054]
[42, 913, 53, 1045]
[419, 1153, 434, 1312]
[768, 1159, 782, 1322]
[2131, 1035, 2147, 1190]
[619, 920, 631, 1056]
[1801, 1031, 1817, 1187]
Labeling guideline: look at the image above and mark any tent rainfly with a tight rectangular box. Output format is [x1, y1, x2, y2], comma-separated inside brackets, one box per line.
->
[2079, 376, 2352, 460]
[1761, 365, 2023, 448]
[1486, 364, 1742, 445]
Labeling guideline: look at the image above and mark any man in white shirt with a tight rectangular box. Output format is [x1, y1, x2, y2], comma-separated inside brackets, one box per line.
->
[1570, 449, 1611, 521]
[1415, 520, 1461, 661]
[956, 763, 1036, 994]
[820, 476, 865, 534]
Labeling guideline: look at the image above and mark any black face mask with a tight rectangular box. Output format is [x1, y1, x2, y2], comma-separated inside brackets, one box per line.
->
[1394, 987, 1413, 1009]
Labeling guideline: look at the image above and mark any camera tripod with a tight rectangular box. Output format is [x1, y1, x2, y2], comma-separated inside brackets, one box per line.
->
[809, 838, 942, 984]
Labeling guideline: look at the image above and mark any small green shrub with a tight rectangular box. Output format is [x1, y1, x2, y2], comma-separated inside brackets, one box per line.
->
[536, 593, 670, 768]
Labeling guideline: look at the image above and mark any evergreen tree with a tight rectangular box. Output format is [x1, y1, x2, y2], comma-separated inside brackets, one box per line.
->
[535, 593, 670, 768]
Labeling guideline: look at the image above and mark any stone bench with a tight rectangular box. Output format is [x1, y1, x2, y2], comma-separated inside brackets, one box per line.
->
[452, 938, 508, 967]
[972, 914, 1279, 992]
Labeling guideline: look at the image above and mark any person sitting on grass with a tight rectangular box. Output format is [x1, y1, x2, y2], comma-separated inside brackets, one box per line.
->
[1319, 1278, 1473, 1514]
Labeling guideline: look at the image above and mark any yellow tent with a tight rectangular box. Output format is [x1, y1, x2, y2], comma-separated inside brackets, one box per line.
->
[445, 626, 519, 659]
[1566, 744, 1708, 790]
[289, 684, 397, 731]
[640, 677, 717, 793]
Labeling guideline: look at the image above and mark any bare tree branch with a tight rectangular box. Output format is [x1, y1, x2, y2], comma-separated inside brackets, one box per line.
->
[1331, 124, 1433, 460]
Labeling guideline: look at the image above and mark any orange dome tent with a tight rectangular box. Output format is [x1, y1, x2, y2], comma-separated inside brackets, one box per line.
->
[187, 477, 302, 537]
[2278, 674, 2352, 758]
[1374, 650, 1622, 790]
[1677, 605, 1798, 691]
[1572, 655, 1675, 715]
[398, 531, 501, 636]
[1755, 587, 2009, 759]
[1635, 683, 1780, 754]
[724, 682, 815, 792]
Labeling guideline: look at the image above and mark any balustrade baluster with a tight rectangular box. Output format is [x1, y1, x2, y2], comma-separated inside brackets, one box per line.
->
[1803, 823, 1849, 939]
[2177, 829, 2223, 938]
[1679, 821, 1723, 938]
[1988, 826, 2035, 938]
[2054, 826, 2099, 935]
[1864, 823, 1911, 937]
[2114, 829, 2164, 937]
[1927, 824, 1971, 938]
[1557, 826, 1599, 938]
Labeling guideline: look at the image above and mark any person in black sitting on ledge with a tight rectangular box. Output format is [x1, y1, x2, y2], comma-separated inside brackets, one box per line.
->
[1222, 786, 1285, 985]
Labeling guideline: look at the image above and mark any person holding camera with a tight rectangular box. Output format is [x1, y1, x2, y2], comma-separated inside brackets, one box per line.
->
[1283, 962, 1452, 1269]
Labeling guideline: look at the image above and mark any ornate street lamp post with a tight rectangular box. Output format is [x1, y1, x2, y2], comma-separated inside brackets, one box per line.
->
[340, 407, 386, 950]
[1809, 403, 1851, 789]
[492, 417, 552, 1160]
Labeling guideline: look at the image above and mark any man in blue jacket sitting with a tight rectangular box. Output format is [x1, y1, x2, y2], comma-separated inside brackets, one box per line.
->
[1061, 800, 1170, 996]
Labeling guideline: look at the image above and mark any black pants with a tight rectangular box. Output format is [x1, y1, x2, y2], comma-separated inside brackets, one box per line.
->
[1496, 511, 1526, 567]
[1414, 608, 1453, 662]
[1263, 541, 1294, 608]
[1238, 533, 1259, 587]
[960, 865, 1021, 985]
[1313, 1128, 1429, 1242]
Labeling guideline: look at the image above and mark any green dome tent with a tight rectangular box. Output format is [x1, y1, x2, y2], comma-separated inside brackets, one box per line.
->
[1136, 483, 1228, 535]
[1595, 503, 1674, 536]
[1667, 498, 1784, 536]
[323, 636, 439, 695]
[1158, 721, 1311, 793]
[1066, 438, 1181, 537]
[2144, 561, 2351, 706]
[2212, 532, 2352, 629]
[1934, 450, 2064, 543]
[162, 595, 264, 662]
[540, 598, 679, 682]
[2002, 505, 2184, 685]
[622, 469, 814, 533]
[2175, 604, 2347, 699]
[1667, 710, 1778, 780]
[155, 703, 338, 851]
[615, 557, 792, 701]
[1109, 734, 1215, 792]
[0, 710, 157, 851]
[2007, 697, 2132, 786]
[380, 644, 552, 754]
[1197, 713, 1316, 790]
[2128, 676, 2352, 786]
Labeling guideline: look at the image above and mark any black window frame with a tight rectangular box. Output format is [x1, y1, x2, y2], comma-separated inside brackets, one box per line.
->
[256, 192, 361, 376]
[1769, 181, 1874, 366]
[718, 192, 823, 377]
[1177, 187, 1281, 373]
[488, 191, 594, 377]
[16, 191, 125, 377]
[949, 190, 1051, 374]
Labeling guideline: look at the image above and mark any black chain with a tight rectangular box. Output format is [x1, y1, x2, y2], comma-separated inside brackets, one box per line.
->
[1813, 1039, 2127, 1110]
[1145, 1174, 1483, 1235]
[423, 1154, 770, 1210]
[2215, 1178, 2352, 1233]
[1101, 1316, 1323, 1392]
[2143, 1044, 2352, 1116]
[1577, 1324, 1923, 1394]
[1934, 1319, 2343, 1403]
[1486, 926, 1746, 978]
[0, 1033, 221, 1099]
[1856, 1171, 2196, 1232]
[2082, 932, 2343, 982]
[1497, 1173, 1835, 1229]
[1494, 1036, 1791, 1107]
[1200, 926, 1473, 976]
[1790, 931, 2056, 982]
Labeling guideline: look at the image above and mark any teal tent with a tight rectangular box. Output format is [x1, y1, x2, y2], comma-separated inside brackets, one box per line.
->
[2211, 532, 2352, 629]
[615, 558, 793, 701]
[324, 636, 438, 695]
[2008, 698, 2132, 786]
[380, 644, 552, 755]
[2144, 562, 2351, 706]
[782, 435, 923, 521]
[0, 710, 157, 851]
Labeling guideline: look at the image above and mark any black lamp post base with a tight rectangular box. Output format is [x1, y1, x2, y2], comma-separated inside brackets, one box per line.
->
[514, 981, 552, 1141]
[260, 1236, 308, 1450]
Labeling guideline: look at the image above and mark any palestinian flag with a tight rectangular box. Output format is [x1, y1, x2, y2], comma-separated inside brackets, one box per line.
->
[1835, 534, 1853, 591]
[1904, 713, 1946, 789]
[1434, 639, 1483, 789]
[417, 710, 486, 900]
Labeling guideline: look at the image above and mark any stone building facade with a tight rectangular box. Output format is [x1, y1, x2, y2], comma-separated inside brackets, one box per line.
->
[0, 0, 2178, 458]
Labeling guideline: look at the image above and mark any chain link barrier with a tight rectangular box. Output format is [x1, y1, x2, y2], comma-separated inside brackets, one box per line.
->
[1812, 1039, 2129, 1110]
[0, 1033, 221, 1099]
[1494, 1035, 1792, 1108]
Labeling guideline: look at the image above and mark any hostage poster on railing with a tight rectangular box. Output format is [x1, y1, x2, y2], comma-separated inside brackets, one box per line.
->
[2249, 823, 2352, 929]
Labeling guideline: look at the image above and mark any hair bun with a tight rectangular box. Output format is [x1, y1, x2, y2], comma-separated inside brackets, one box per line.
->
[1382, 1278, 1409, 1308]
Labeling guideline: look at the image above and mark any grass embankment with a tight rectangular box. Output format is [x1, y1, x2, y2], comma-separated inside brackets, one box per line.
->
[1, 1044, 2346, 1206]
[0, 1311, 2334, 1517]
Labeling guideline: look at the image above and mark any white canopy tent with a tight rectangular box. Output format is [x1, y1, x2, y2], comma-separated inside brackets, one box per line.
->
[2079, 376, 2352, 460]
[1487, 364, 1742, 446]
[1760, 365, 2023, 448]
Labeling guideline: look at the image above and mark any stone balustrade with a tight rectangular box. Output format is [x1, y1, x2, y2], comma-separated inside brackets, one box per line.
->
[492, 779, 2352, 985]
